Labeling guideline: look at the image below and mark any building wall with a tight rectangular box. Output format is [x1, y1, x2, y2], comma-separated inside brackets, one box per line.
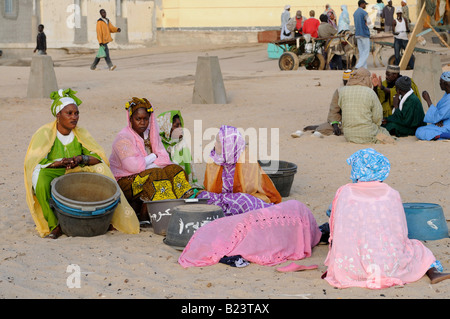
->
[0, 0, 156, 49]
[0, 0, 35, 44]
[156, 0, 420, 29]
[0, 0, 422, 49]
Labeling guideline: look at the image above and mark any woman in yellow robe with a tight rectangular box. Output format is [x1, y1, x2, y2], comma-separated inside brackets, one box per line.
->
[24, 89, 139, 238]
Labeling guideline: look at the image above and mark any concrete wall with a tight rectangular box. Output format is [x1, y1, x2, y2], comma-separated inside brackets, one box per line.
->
[0, 0, 156, 49]
[0, 0, 35, 44]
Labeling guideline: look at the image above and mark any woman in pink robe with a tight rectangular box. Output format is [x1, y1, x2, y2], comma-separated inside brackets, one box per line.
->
[323, 148, 450, 288]
[178, 199, 322, 267]
[109, 98, 194, 221]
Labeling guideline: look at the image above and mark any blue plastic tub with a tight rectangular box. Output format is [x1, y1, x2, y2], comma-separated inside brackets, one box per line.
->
[49, 172, 121, 237]
[403, 203, 449, 241]
[50, 197, 118, 237]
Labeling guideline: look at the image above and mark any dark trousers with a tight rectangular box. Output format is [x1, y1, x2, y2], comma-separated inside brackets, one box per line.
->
[91, 43, 113, 69]
[394, 38, 414, 69]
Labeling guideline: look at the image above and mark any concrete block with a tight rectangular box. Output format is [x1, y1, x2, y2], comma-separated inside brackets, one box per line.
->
[412, 53, 443, 112]
[192, 56, 227, 104]
[27, 55, 58, 99]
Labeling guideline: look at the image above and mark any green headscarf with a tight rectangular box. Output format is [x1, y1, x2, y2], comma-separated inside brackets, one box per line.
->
[50, 88, 82, 117]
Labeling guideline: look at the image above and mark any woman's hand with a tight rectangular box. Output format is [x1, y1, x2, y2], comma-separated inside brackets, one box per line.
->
[61, 156, 82, 169]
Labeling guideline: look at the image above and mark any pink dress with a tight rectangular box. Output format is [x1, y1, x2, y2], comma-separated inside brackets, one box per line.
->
[324, 181, 436, 289]
[178, 200, 322, 267]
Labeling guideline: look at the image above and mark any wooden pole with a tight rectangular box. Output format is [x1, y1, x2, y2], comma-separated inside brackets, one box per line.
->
[429, 25, 450, 49]
[399, 3, 427, 70]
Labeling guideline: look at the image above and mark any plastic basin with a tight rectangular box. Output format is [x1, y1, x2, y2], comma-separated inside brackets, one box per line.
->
[143, 198, 209, 236]
[258, 160, 297, 197]
[164, 204, 224, 250]
[403, 203, 449, 241]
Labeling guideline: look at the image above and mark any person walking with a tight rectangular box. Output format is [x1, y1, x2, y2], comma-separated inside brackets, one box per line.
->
[91, 9, 121, 71]
[33, 24, 47, 55]
[354, 0, 371, 70]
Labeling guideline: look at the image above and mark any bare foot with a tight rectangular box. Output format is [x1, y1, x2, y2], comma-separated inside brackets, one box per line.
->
[427, 267, 450, 284]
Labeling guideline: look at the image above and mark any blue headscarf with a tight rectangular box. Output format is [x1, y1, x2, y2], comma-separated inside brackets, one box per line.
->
[346, 148, 390, 183]
[440, 71, 450, 82]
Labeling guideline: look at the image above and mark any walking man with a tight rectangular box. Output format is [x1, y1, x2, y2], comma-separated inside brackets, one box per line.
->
[91, 9, 121, 71]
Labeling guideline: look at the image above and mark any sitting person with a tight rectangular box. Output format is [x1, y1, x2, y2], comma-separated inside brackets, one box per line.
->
[372, 64, 421, 118]
[338, 68, 394, 144]
[196, 125, 281, 216]
[323, 148, 450, 288]
[109, 98, 194, 221]
[178, 200, 322, 268]
[382, 76, 426, 137]
[415, 71, 450, 140]
[24, 89, 140, 239]
[299, 69, 352, 137]
[156, 110, 201, 189]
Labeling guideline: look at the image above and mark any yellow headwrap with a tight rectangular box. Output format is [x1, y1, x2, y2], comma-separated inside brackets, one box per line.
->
[125, 97, 153, 117]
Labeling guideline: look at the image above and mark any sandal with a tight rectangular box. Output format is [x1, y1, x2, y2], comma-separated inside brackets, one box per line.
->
[46, 225, 63, 239]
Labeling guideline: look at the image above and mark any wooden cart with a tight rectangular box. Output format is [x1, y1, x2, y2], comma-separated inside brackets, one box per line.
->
[272, 33, 357, 71]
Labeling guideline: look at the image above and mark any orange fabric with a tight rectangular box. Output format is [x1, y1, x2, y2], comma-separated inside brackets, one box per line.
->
[96, 19, 119, 44]
[203, 149, 281, 204]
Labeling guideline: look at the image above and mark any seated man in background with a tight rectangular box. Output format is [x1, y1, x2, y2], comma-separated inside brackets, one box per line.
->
[382, 76, 426, 137]
[297, 70, 353, 137]
[415, 71, 450, 140]
[302, 10, 320, 38]
[372, 65, 421, 118]
[338, 68, 394, 144]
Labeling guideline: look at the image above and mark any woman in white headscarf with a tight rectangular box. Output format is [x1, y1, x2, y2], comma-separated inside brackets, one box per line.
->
[280, 5, 292, 40]
[24, 89, 139, 239]
[338, 5, 350, 33]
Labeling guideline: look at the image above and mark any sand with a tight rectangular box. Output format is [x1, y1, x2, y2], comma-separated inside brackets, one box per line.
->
[0, 39, 449, 301]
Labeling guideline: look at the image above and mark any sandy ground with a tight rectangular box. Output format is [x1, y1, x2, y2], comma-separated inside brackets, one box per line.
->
[0, 38, 449, 301]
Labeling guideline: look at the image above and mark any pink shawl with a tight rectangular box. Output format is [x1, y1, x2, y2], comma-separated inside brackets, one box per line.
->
[324, 181, 436, 289]
[178, 200, 322, 268]
[109, 111, 173, 180]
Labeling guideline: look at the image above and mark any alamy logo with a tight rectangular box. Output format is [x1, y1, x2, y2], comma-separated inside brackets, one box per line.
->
[66, 264, 81, 288]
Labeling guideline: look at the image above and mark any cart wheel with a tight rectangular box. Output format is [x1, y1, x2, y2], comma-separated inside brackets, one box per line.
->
[279, 52, 299, 71]
[439, 32, 449, 47]
[388, 54, 396, 66]
[388, 54, 415, 70]
[305, 53, 325, 70]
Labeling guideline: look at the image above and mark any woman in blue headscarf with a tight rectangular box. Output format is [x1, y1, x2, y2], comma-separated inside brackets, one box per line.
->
[323, 148, 450, 289]
[346, 148, 390, 183]
[338, 5, 350, 33]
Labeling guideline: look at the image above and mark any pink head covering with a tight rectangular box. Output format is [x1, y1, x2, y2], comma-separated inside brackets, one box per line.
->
[109, 98, 173, 180]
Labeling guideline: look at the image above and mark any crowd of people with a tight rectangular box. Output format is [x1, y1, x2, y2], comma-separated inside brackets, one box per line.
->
[22, 3, 450, 291]
[24, 75, 450, 288]
[297, 67, 450, 143]
[280, 1, 415, 71]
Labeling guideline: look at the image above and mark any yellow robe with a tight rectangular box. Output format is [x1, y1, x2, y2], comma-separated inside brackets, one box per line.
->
[24, 121, 140, 237]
